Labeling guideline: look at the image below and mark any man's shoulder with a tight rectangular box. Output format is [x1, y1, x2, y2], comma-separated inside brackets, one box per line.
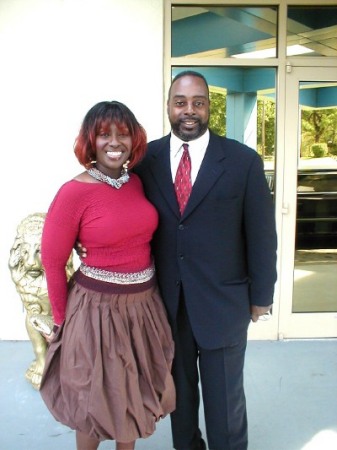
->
[147, 134, 170, 150]
[210, 132, 259, 158]
[134, 134, 169, 174]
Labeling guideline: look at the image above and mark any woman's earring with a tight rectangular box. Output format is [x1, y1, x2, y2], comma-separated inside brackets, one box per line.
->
[88, 159, 96, 168]
[122, 160, 130, 175]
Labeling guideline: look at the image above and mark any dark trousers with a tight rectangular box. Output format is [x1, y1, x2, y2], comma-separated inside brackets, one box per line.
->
[171, 296, 248, 450]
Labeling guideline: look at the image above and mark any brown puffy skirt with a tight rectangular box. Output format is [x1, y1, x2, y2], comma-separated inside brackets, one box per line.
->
[40, 271, 176, 442]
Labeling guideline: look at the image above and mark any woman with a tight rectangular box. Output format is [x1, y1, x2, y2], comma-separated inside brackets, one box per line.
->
[40, 101, 175, 450]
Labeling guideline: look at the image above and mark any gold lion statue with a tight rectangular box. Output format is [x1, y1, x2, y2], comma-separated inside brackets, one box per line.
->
[8, 213, 75, 390]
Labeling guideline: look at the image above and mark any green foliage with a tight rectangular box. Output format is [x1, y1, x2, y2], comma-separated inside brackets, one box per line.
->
[302, 108, 337, 157]
[209, 91, 226, 136]
[207, 91, 336, 161]
[328, 142, 337, 156]
[257, 99, 276, 158]
[311, 144, 327, 157]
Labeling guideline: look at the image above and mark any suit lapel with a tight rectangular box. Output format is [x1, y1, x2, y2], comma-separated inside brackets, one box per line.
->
[182, 133, 228, 218]
[148, 133, 228, 219]
[148, 135, 180, 216]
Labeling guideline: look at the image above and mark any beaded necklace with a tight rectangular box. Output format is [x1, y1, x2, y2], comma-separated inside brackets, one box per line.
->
[87, 166, 130, 189]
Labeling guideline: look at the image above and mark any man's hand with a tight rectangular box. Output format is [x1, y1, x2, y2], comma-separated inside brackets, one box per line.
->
[75, 241, 87, 258]
[250, 304, 272, 322]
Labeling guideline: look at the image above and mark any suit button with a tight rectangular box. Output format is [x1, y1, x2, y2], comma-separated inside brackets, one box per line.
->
[178, 224, 184, 230]
[180, 254, 184, 260]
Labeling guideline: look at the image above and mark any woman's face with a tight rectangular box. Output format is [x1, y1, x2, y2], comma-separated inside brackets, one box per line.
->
[95, 122, 132, 178]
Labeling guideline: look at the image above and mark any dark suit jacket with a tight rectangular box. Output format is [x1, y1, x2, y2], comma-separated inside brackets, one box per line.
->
[135, 131, 277, 349]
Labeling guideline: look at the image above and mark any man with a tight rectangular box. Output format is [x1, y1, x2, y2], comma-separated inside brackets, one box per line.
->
[135, 71, 277, 450]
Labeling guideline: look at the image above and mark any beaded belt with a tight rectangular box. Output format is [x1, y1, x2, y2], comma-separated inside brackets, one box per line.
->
[79, 263, 155, 285]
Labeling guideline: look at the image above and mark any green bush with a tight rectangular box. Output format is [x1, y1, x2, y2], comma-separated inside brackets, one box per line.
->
[328, 143, 337, 156]
[311, 144, 327, 157]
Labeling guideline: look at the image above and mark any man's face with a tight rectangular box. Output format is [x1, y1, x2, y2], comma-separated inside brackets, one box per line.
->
[167, 75, 210, 142]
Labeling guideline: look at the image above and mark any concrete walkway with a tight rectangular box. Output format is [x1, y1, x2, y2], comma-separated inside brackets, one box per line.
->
[1, 339, 336, 450]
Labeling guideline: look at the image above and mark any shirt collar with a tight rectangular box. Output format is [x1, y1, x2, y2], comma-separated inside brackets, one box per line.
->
[171, 129, 210, 157]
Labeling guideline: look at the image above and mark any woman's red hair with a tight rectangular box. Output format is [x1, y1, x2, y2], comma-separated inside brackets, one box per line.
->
[74, 101, 147, 169]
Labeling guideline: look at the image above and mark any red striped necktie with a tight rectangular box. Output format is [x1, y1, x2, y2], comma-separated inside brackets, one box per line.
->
[174, 143, 192, 214]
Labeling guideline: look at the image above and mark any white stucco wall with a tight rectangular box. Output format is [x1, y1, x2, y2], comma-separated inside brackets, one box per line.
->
[0, 0, 165, 340]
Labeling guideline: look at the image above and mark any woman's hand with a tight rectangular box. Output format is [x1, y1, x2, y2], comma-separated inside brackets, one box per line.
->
[42, 324, 60, 344]
[43, 330, 56, 344]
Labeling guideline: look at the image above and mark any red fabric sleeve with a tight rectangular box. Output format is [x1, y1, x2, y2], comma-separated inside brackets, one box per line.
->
[41, 183, 80, 325]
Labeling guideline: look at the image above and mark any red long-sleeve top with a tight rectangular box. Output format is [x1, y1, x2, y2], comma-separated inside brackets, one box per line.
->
[41, 175, 158, 325]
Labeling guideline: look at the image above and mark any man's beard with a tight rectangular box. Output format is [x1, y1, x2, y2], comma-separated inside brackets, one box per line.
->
[171, 119, 208, 142]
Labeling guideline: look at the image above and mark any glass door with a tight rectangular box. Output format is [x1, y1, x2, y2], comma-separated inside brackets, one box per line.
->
[279, 66, 337, 338]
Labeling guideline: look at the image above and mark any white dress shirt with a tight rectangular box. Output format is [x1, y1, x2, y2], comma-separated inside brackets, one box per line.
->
[170, 130, 210, 185]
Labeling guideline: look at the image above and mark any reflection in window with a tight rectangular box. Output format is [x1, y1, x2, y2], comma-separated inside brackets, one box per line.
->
[293, 80, 337, 313]
[287, 6, 337, 57]
[299, 82, 337, 164]
[171, 5, 337, 59]
[171, 6, 278, 59]
[209, 88, 226, 137]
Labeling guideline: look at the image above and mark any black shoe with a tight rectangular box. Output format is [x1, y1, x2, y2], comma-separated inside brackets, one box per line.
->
[175, 437, 207, 450]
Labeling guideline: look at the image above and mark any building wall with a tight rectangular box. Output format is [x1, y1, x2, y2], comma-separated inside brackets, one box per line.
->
[0, 0, 164, 340]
